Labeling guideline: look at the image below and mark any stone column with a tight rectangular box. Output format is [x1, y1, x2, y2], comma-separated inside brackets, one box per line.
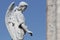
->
[57, 0, 60, 40]
[46, 0, 57, 40]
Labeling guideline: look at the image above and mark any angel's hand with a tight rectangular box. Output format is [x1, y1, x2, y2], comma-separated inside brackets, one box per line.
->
[28, 31, 33, 36]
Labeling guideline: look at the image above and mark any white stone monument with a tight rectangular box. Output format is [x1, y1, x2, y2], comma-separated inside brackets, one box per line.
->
[5, 1, 32, 40]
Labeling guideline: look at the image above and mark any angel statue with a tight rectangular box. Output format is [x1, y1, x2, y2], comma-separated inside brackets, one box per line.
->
[5, 1, 33, 40]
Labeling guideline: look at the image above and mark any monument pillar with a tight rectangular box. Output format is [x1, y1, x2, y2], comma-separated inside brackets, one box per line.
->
[46, 0, 57, 40]
[47, 0, 60, 40]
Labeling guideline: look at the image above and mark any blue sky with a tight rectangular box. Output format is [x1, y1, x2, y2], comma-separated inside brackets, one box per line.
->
[0, 0, 46, 40]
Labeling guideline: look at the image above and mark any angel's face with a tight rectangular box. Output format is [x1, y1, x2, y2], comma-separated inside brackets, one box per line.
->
[19, 5, 27, 12]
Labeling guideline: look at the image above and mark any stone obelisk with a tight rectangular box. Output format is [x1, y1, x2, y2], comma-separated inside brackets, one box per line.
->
[47, 0, 60, 40]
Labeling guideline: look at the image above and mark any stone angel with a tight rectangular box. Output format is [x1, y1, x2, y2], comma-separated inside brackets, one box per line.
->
[5, 1, 33, 40]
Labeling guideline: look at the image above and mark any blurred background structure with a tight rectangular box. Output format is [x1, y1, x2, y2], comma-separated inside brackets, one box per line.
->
[47, 0, 60, 40]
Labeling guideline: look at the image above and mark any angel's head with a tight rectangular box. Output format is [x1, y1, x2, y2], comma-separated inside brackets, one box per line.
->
[18, 1, 28, 12]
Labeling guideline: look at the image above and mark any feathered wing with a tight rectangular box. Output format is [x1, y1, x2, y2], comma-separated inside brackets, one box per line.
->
[5, 2, 15, 39]
[5, 1, 15, 25]
[6, 2, 15, 17]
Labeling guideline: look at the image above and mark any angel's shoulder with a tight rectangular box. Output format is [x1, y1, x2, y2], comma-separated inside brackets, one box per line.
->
[14, 6, 18, 9]
[13, 6, 18, 11]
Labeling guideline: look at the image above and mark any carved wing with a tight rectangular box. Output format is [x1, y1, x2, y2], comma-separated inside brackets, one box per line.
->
[5, 2, 15, 23]
[5, 2, 15, 39]
[6, 2, 15, 17]
[6, 2, 15, 13]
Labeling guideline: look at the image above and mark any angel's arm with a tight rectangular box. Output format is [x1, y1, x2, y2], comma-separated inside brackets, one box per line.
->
[20, 23, 33, 36]
[21, 23, 31, 32]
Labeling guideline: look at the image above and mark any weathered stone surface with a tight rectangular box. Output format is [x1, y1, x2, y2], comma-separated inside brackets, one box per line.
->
[47, 0, 60, 40]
